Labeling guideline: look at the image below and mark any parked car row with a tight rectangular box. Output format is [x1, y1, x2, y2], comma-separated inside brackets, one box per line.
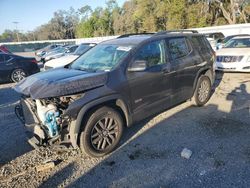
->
[40, 44, 79, 63]
[44, 43, 96, 70]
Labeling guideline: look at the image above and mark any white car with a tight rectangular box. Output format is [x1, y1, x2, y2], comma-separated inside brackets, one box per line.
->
[206, 37, 217, 51]
[216, 36, 250, 72]
[44, 43, 96, 70]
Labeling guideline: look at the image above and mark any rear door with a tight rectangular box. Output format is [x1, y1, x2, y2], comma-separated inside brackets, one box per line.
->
[127, 39, 173, 121]
[166, 36, 197, 103]
[0, 54, 14, 81]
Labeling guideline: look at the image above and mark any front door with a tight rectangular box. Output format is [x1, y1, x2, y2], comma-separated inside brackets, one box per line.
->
[127, 39, 173, 122]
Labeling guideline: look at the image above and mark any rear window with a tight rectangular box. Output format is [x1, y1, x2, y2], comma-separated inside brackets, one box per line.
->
[191, 36, 212, 53]
[167, 37, 190, 60]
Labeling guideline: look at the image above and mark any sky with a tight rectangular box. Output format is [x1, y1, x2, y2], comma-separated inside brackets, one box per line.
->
[0, 0, 126, 34]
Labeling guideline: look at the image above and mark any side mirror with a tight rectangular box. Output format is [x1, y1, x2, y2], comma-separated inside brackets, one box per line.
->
[128, 60, 147, 72]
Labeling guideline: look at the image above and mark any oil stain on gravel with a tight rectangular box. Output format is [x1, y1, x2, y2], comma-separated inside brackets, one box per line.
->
[128, 148, 169, 160]
[199, 116, 248, 138]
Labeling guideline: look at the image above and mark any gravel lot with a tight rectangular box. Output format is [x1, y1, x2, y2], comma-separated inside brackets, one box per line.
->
[0, 72, 250, 188]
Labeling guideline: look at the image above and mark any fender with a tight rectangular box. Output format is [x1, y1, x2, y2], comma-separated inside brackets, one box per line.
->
[192, 66, 213, 96]
[69, 94, 131, 148]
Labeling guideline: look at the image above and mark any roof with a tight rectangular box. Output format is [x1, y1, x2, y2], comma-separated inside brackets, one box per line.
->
[102, 35, 152, 46]
[231, 36, 250, 39]
[101, 32, 203, 46]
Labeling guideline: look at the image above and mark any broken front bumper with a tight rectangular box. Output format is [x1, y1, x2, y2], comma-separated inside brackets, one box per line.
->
[15, 98, 46, 149]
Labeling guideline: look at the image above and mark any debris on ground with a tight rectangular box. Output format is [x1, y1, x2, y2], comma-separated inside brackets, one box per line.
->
[181, 148, 192, 159]
[35, 161, 55, 172]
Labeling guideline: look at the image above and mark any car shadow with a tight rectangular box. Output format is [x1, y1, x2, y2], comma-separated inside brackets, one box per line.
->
[38, 79, 250, 187]
[0, 83, 32, 165]
[39, 162, 76, 188]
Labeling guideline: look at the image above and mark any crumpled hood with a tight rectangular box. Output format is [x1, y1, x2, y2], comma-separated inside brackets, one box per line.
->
[14, 68, 108, 99]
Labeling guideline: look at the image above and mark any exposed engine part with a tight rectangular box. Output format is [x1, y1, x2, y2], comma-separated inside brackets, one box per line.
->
[36, 99, 60, 138]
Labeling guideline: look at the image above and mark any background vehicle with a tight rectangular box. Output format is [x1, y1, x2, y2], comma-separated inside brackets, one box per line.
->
[0, 52, 39, 83]
[0, 45, 11, 54]
[44, 43, 96, 70]
[216, 36, 250, 72]
[216, 34, 250, 49]
[204, 32, 225, 42]
[204, 32, 225, 51]
[206, 37, 217, 51]
[41, 45, 79, 63]
[15, 31, 215, 157]
[35, 44, 61, 57]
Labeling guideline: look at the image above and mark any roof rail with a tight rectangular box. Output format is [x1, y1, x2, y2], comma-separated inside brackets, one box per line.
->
[154, 30, 198, 36]
[117, 33, 155, 38]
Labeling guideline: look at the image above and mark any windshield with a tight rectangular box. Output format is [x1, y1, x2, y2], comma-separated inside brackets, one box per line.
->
[73, 44, 93, 55]
[71, 44, 133, 72]
[224, 38, 250, 48]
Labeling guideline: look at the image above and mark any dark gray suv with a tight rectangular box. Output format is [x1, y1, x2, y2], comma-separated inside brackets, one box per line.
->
[15, 31, 215, 157]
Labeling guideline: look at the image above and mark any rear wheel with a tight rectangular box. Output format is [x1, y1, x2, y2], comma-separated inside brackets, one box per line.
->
[80, 106, 124, 157]
[11, 69, 26, 83]
[193, 75, 211, 106]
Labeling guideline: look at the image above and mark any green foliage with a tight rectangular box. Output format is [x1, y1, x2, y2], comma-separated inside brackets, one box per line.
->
[1, 0, 250, 42]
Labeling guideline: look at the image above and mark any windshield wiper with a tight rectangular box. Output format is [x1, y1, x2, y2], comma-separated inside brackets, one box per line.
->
[74, 67, 97, 72]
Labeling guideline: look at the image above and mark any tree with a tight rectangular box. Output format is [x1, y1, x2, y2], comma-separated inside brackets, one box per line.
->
[211, 0, 250, 24]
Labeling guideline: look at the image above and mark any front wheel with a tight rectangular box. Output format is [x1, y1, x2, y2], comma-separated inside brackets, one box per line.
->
[80, 106, 124, 157]
[193, 75, 212, 106]
[11, 69, 26, 83]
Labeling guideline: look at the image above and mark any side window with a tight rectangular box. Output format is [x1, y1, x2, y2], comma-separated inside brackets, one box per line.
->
[0, 55, 4, 63]
[4, 54, 12, 61]
[192, 36, 213, 53]
[168, 37, 190, 60]
[134, 40, 166, 68]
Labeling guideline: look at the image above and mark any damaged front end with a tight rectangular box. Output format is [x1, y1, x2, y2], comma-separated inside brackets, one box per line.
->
[15, 95, 80, 148]
[14, 68, 108, 148]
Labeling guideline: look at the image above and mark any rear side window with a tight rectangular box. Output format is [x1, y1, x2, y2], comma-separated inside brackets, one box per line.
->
[191, 36, 213, 53]
[167, 37, 190, 60]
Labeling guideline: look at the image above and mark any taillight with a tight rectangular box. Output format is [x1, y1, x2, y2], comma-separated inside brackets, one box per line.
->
[31, 59, 38, 64]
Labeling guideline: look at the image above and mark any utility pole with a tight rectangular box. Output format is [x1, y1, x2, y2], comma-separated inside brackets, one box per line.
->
[13, 21, 20, 42]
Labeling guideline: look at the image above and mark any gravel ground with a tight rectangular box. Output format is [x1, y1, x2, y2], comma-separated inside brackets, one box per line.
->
[0, 72, 250, 188]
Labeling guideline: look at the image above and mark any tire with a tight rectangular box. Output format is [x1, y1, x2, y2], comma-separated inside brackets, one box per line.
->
[193, 75, 212, 106]
[80, 106, 124, 157]
[11, 69, 26, 83]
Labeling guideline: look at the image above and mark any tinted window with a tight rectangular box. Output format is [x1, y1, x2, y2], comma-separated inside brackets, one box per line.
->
[74, 45, 92, 55]
[67, 45, 78, 53]
[191, 36, 211, 53]
[0, 54, 4, 62]
[71, 44, 132, 72]
[134, 40, 166, 67]
[168, 37, 190, 60]
[4, 54, 12, 61]
[224, 38, 250, 48]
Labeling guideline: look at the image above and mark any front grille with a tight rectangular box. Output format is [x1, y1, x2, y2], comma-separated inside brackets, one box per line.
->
[216, 56, 243, 63]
